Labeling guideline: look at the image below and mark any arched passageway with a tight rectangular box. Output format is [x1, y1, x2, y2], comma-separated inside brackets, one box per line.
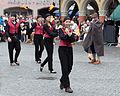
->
[4, 7, 33, 16]
[38, 7, 58, 17]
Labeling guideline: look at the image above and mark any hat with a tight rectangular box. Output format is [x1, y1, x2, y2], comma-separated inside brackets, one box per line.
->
[91, 13, 98, 18]
[44, 13, 51, 19]
[63, 16, 70, 22]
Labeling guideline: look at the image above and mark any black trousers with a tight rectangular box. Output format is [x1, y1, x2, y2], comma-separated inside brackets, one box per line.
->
[58, 46, 73, 88]
[34, 35, 44, 61]
[41, 38, 54, 71]
[90, 43, 96, 54]
[8, 37, 21, 63]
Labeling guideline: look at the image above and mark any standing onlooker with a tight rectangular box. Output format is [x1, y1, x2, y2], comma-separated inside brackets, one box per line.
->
[19, 21, 28, 42]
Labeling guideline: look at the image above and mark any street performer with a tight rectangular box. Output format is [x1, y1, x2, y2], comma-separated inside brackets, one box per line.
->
[6, 15, 21, 66]
[58, 16, 79, 93]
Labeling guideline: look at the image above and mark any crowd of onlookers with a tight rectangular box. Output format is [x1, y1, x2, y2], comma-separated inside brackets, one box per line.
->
[0, 14, 80, 44]
[1, 14, 120, 47]
[0, 14, 35, 43]
[0, 14, 101, 44]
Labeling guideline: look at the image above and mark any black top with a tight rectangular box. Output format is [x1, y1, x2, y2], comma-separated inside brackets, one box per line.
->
[59, 28, 78, 42]
[43, 23, 58, 38]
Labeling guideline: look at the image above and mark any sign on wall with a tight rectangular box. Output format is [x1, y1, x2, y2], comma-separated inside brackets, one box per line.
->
[8, 0, 59, 6]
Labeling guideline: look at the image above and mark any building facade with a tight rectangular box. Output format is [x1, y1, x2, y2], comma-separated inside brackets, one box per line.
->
[0, 0, 59, 17]
[0, 0, 120, 22]
[60, 0, 120, 23]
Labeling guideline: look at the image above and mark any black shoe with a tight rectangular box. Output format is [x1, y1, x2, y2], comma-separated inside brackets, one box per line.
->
[60, 83, 64, 90]
[40, 66, 43, 72]
[65, 87, 73, 93]
[36, 60, 41, 64]
[15, 62, 20, 66]
[10, 63, 15, 66]
[50, 71, 57, 74]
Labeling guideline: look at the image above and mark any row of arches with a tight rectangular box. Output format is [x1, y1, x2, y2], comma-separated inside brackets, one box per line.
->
[3, 0, 120, 22]
[60, 0, 120, 22]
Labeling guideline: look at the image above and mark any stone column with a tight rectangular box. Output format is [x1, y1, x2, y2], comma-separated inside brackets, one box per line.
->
[61, 11, 67, 21]
[78, 11, 86, 24]
[33, 8, 38, 17]
[99, 10, 107, 23]
[79, 11, 86, 23]
[0, 7, 4, 16]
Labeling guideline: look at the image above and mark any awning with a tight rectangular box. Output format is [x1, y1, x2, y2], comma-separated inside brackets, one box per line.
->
[110, 4, 120, 21]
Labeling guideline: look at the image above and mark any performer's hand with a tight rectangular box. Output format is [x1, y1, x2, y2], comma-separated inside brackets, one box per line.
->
[65, 28, 69, 32]
[8, 37, 12, 42]
[65, 28, 72, 36]
[48, 23, 52, 27]
[67, 32, 72, 36]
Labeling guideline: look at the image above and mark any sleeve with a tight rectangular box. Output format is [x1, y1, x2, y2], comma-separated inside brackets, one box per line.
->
[59, 28, 69, 40]
[44, 24, 58, 37]
[59, 28, 79, 42]
[17, 25, 22, 40]
[26, 26, 31, 35]
[30, 22, 36, 34]
[69, 33, 79, 42]
[88, 24, 92, 33]
[5, 23, 10, 38]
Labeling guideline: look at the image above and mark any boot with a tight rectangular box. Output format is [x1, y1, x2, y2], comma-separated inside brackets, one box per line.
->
[93, 60, 101, 65]
[65, 87, 73, 93]
[40, 65, 43, 72]
[60, 83, 64, 90]
[50, 70, 57, 74]
[15, 62, 20, 66]
[88, 59, 96, 64]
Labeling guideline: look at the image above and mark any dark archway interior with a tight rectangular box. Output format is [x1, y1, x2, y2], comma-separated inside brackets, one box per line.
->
[89, 1, 99, 13]
[69, 1, 79, 19]
[4, 7, 33, 16]
[108, 0, 119, 16]
[68, 0, 99, 19]
[38, 7, 58, 18]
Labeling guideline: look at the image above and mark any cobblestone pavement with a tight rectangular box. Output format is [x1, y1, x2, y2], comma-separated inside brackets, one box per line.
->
[0, 42, 120, 96]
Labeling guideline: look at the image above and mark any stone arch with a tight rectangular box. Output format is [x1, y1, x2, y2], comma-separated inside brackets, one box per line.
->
[79, 0, 99, 13]
[99, 0, 118, 10]
[61, 0, 79, 16]
[76, 0, 99, 22]
[98, 0, 112, 13]
[100, 0, 119, 16]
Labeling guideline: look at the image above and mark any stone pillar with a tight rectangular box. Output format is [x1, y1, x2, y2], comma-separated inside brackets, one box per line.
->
[99, 10, 107, 23]
[0, 7, 4, 16]
[61, 11, 67, 21]
[78, 11, 86, 24]
[33, 8, 38, 17]
[79, 16, 86, 22]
